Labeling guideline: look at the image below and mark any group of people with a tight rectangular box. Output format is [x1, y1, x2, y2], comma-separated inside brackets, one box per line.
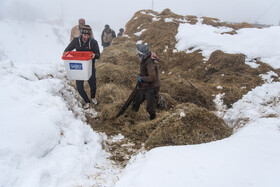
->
[64, 18, 160, 120]
[70, 19, 124, 47]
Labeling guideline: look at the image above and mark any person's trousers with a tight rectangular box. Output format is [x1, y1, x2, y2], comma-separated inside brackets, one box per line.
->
[132, 87, 160, 118]
[76, 68, 96, 103]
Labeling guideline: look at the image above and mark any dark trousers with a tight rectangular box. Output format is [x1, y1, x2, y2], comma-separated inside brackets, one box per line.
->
[132, 87, 160, 118]
[76, 68, 96, 103]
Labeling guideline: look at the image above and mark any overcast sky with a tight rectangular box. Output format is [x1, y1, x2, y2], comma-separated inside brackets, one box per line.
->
[0, 0, 279, 31]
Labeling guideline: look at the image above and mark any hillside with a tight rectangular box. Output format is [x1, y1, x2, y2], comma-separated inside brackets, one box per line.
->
[81, 9, 280, 165]
[1, 8, 280, 187]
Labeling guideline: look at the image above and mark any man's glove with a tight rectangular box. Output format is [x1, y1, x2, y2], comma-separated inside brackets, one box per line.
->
[134, 74, 142, 82]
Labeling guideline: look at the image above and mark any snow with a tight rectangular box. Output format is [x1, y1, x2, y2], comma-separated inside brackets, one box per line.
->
[213, 93, 227, 118]
[176, 23, 280, 68]
[224, 81, 280, 127]
[0, 20, 119, 187]
[115, 118, 280, 187]
[134, 29, 147, 36]
[1, 17, 280, 187]
[152, 17, 160, 22]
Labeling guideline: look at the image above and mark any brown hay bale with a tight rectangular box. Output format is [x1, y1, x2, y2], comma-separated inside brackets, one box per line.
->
[157, 92, 177, 110]
[169, 50, 204, 75]
[160, 75, 215, 110]
[124, 9, 185, 55]
[159, 8, 185, 20]
[139, 20, 179, 53]
[98, 86, 147, 122]
[159, 8, 172, 16]
[98, 38, 139, 68]
[90, 100, 147, 136]
[229, 22, 255, 30]
[98, 100, 145, 121]
[97, 83, 128, 105]
[202, 17, 223, 27]
[145, 103, 232, 149]
[221, 30, 237, 35]
[201, 17, 256, 32]
[195, 50, 275, 107]
[97, 63, 136, 87]
[185, 15, 198, 25]
[129, 116, 163, 141]
[207, 50, 246, 70]
[111, 37, 139, 57]
[99, 102, 122, 120]
[125, 9, 158, 36]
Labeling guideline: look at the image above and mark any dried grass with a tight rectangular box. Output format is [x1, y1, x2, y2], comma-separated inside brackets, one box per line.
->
[145, 103, 232, 149]
[82, 9, 278, 154]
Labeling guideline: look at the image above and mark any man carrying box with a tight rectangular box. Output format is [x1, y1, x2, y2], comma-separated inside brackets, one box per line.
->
[64, 25, 100, 109]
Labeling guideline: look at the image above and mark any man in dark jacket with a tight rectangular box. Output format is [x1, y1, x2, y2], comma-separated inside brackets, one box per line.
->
[101, 24, 116, 48]
[64, 25, 100, 109]
[132, 44, 160, 120]
[117, 28, 124, 37]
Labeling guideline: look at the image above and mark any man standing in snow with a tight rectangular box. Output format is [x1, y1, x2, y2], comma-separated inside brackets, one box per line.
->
[64, 25, 100, 109]
[70, 18, 93, 42]
[101, 24, 116, 48]
[132, 44, 160, 120]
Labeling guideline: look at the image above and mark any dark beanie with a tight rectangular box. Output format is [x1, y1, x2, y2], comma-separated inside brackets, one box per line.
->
[137, 44, 150, 55]
[137, 44, 150, 61]
[81, 25, 92, 34]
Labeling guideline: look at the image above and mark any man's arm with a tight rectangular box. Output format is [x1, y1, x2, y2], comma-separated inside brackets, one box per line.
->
[91, 40, 100, 59]
[101, 30, 105, 46]
[64, 38, 77, 52]
[112, 30, 116, 38]
[141, 59, 156, 82]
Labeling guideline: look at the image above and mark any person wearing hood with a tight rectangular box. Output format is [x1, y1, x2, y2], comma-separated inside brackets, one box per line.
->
[132, 44, 160, 120]
[101, 24, 116, 48]
[64, 25, 100, 109]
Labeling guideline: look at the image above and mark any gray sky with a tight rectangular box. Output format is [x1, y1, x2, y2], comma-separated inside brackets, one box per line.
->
[1, 0, 279, 31]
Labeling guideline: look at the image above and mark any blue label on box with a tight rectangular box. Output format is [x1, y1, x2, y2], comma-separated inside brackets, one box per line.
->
[69, 63, 83, 70]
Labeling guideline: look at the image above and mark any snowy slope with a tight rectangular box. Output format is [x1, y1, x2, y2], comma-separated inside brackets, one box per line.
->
[176, 20, 280, 69]
[115, 118, 280, 187]
[0, 20, 118, 187]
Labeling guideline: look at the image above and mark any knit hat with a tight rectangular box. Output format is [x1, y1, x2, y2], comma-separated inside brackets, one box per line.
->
[81, 25, 92, 34]
[137, 44, 150, 61]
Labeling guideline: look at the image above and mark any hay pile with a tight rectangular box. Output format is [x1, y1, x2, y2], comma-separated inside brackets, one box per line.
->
[83, 9, 278, 154]
[201, 17, 256, 31]
[144, 103, 232, 149]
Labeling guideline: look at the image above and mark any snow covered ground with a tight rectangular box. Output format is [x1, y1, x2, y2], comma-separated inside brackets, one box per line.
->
[116, 118, 280, 187]
[0, 20, 119, 187]
[1, 17, 280, 187]
[176, 19, 280, 69]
